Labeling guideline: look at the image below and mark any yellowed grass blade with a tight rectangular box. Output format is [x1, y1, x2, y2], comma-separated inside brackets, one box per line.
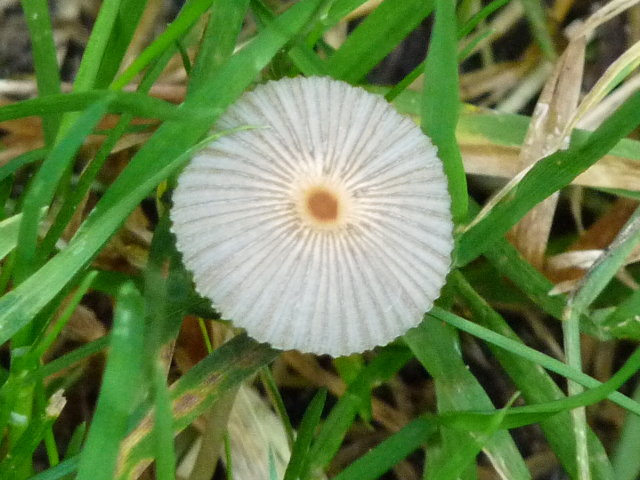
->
[509, 37, 585, 269]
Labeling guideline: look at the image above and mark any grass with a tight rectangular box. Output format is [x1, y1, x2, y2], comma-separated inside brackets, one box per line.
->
[1, 0, 640, 478]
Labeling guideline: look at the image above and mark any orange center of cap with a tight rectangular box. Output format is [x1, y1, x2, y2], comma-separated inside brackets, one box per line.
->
[306, 188, 339, 223]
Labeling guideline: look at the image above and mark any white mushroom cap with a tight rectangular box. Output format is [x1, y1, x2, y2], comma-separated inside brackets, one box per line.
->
[170, 76, 453, 356]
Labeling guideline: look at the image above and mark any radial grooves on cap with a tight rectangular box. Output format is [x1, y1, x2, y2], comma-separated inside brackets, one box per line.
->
[171, 76, 454, 356]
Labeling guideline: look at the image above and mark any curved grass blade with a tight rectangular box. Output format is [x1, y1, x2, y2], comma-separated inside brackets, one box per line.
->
[0, 212, 30, 261]
[283, 389, 327, 480]
[439, 346, 640, 430]
[325, 0, 433, 83]
[189, 0, 250, 93]
[111, 0, 218, 90]
[422, 0, 467, 223]
[612, 382, 640, 480]
[250, 0, 327, 76]
[40, 47, 179, 260]
[20, 0, 62, 145]
[76, 282, 145, 480]
[519, 0, 556, 60]
[429, 301, 640, 417]
[30, 457, 79, 480]
[0, 149, 46, 184]
[305, 346, 412, 474]
[0, 91, 208, 123]
[72, 0, 123, 93]
[12, 99, 111, 286]
[332, 418, 437, 480]
[93, 0, 149, 88]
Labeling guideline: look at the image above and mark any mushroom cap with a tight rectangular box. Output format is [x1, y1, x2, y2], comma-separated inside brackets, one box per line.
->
[170, 76, 453, 356]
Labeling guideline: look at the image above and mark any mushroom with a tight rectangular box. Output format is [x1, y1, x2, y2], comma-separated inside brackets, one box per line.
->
[170, 76, 453, 356]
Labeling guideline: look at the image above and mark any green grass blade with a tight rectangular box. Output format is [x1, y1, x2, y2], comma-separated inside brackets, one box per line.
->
[482, 235, 565, 318]
[111, 0, 218, 90]
[152, 361, 176, 480]
[37, 114, 133, 260]
[37, 337, 110, 380]
[0, 91, 207, 123]
[388, 91, 640, 180]
[422, 0, 467, 223]
[0, 149, 46, 184]
[40, 48, 178, 260]
[518, 0, 555, 60]
[142, 216, 192, 354]
[450, 274, 616, 479]
[64, 422, 87, 459]
[0, 130, 207, 345]
[20, 0, 62, 145]
[458, 28, 495, 62]
[405, 318, 530, 480]
[459, 198, 603, 341]
[458, 0, 512, 38]
[0, 176, 11, 220]
[457, 89, 640, 266]
[30, 457, 79, 480]
[260, 367, 295, 448]
[439, 346, 640, 430]
[430, 405, 513, 480]
[283, 389, 327, 480]
[304, 0, 370, 47]
[306, 346, 412, 474]
[250, 0, 327, 76]
[140, 218, 188, 479]
[386, 0, 510, 103]
[429, 301, 640, 416]
[325, 0, 434, 83]
[30, 271, 98, 360]
[188, 0, 251, 94]
[564, 205, 640, 479]
[0, 391, 61, 477]
[333, 418, 437, 480]
[612, 382, 640, 480]
[55, 0, 124, 138]
[76, 282, 145, 480]
[73, 0, 123, 92]
[384, 60, 426, 102]
[93, 0, 150, 88]
[12, 99, 111, 286]
[601, 287, 640, 338]
[0, 212, 28, 261]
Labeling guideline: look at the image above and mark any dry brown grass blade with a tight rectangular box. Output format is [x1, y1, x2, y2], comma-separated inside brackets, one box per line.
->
[459, 59, 533, 102]
[0, 115, 44, 164]
[571, 0, 640, 39]
[343, 0, 384, 21]
[546, 198, 639, 288]
[509, 37, 585, 270]
[178, 390, 237, 480]
[222, 385, 293, 480]
[460, 141, 640, 190]
[121, 0, 166, 71]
